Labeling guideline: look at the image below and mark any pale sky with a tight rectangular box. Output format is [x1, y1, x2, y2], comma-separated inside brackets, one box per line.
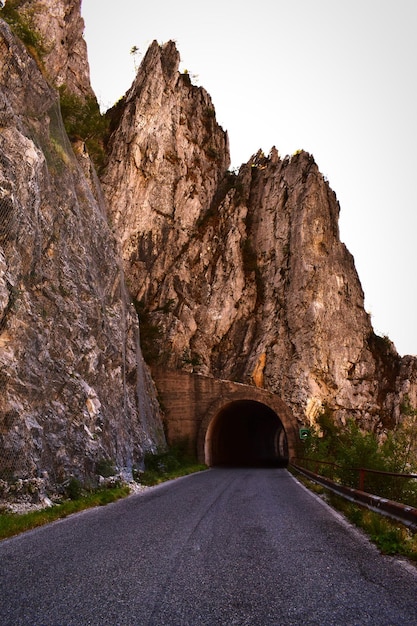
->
[81, 0, 417, 357]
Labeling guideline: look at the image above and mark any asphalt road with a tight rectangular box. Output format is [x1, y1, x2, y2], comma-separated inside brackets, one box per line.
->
[1, 468, 417, 625]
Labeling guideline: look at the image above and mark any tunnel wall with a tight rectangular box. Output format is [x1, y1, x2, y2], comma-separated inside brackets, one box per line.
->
[151, 368, 301, 464]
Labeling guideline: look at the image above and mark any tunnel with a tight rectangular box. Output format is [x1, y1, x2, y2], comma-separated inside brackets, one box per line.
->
[205, 400, 289, 467]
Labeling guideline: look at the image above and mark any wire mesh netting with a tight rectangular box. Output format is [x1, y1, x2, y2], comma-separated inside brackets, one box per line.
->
[0, 29, 162, 504]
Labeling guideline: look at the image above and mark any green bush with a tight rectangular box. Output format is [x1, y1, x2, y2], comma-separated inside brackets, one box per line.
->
[95, 459, 115, 478]
[58, 86, 109, 171]
[132, 298, 161, 364]
[138, 443, 206, 486]
[303, 407, 417, 504]
[65, 477, 82, 500]
[1, 1, 46, 64]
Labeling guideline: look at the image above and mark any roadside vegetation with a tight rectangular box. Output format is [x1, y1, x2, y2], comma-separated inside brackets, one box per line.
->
[293, 472, 417, 562]
[0, 486, 130, 541]
[298, 405, 417, 505]
[0, 445, 206, 541]
[292, 402, 417, 561]
[135, 444, 207, 486]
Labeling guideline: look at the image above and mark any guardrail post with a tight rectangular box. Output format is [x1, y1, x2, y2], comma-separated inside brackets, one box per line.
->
[359, 468, 365, 492]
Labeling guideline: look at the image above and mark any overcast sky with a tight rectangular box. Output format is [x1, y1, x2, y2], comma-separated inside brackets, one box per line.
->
[81, 0, 417, 357]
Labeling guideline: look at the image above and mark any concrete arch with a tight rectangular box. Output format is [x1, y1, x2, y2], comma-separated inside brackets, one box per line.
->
[198, 385, 299, 466]
[151, 368, 300, 466]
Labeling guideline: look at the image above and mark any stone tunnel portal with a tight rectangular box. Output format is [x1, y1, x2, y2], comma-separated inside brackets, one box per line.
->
[205, 400, 288, 467]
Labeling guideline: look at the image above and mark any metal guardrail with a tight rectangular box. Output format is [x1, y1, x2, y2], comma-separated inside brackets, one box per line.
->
[293, 457, 417, 490]
[291, 462, 417, 533]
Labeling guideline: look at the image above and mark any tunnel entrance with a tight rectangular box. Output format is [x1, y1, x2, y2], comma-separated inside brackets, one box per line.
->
[206, 400, 288, 467]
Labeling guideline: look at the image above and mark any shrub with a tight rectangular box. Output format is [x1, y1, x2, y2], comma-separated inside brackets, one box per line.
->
[95, 459, 115, 478]
[65, 477, 82, 500]
[1, 1, 46, 65]
[181, 348, 201, 368]
[138, 442, 205, 486]
[58, 86, 109, 171]
[303, 407, 417, 503]
[132, 298, 161, 364]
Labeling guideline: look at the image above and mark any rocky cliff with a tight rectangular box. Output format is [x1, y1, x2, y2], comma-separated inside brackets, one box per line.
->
[1, 0, 416, 504]
[102, 40, 417, 433]
[0, 11, 164, 501]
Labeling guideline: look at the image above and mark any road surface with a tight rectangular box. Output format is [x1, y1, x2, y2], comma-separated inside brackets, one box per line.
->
[1, 468, 417, 625]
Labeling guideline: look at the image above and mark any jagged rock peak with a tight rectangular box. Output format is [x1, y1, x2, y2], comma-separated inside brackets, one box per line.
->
[102, 37, 230, 265]
[128, 40, 182, 96]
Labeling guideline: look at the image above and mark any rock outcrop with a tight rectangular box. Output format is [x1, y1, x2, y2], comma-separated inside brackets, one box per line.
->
[102, 40, 417, 432]
[5, 0, 94, 98]
[0, 17, 164, 498]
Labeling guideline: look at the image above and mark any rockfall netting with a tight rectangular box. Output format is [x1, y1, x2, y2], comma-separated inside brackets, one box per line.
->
[0, 31, 163, 506]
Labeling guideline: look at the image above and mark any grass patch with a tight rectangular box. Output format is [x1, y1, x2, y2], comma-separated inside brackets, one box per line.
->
[138, 462, 207, 486]
[0, 486, 130, 541]
[291, 469, 417, 562]
[136, 445, 207, 486]
[328, 492, 417, 560]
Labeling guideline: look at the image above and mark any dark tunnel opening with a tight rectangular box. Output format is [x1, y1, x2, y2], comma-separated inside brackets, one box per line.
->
[208, 400, 289, 467]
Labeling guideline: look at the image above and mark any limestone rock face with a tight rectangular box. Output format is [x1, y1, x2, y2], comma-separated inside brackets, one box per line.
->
[10, 0, 94, 97]
[102, 41, 417, 431]
[102, 41, 230, 301]
[0, 19, 164, 493]
[101, 40, 230, 362]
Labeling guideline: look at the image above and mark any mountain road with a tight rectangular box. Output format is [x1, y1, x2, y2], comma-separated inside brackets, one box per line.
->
[1, 468, 417, 625]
